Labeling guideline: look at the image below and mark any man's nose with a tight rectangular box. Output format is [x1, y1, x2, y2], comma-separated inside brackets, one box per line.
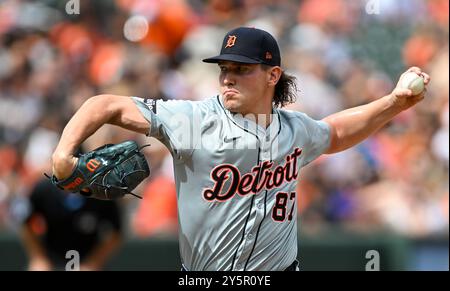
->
[222, 72, 236, 86]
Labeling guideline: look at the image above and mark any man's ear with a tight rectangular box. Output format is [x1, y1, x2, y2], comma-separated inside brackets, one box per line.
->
[268, 66, 282, 86]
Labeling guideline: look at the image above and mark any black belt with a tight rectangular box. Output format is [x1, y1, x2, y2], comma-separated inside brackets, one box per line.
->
[181, 260, 298, 271]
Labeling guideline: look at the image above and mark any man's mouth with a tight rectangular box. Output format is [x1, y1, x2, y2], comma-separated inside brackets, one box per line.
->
[223, 89, 239, 96]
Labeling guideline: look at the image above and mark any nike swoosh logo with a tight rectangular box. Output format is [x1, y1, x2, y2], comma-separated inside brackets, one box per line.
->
[224, 136, 241, 143]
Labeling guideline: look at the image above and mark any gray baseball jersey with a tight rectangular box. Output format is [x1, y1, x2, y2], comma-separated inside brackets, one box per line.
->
[132, 95, 331, 271]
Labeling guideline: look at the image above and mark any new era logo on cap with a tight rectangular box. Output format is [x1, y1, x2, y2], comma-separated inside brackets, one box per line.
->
[203, 27, 281, 66]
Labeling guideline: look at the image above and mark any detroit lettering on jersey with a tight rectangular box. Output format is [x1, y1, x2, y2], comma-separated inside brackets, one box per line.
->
[203, 147, 302, 202]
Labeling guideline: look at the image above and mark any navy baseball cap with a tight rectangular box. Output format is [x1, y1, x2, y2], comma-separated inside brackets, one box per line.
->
[202, 27, 281, 66]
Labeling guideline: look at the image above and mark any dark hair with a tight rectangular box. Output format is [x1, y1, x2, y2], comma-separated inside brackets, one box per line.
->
[262, 65, 298, 108]
[274, 71, 298, 108]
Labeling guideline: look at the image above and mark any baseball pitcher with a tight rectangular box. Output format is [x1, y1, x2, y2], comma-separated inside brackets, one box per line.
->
[50, 27, 430, 271]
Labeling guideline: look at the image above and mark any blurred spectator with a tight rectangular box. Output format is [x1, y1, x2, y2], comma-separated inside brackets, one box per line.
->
[21, 177, 123, 271]
[132, 175, 178, 237]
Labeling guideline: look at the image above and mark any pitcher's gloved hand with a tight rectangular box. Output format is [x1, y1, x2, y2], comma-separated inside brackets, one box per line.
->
[47, 140, 150, 200]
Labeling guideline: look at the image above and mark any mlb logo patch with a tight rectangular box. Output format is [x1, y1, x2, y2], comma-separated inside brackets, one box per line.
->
[143, 98, 157, 113]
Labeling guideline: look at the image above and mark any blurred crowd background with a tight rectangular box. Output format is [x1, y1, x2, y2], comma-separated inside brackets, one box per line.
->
[0, 0, 448, 267]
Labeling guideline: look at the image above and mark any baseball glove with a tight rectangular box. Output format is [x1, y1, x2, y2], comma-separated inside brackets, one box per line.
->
[46, 140, 150, 200]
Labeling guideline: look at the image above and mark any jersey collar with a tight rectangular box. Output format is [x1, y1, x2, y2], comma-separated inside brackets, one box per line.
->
[217, 95, 281, 142]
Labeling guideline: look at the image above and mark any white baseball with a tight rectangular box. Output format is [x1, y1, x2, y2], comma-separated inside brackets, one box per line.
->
[400, 72, 425, 95]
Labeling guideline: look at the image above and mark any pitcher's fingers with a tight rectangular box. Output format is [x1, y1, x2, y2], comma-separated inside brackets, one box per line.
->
[421, 72, 431, 84]
[408, 66, 422, 75]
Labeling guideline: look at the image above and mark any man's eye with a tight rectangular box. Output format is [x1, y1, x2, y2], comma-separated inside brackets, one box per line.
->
[238, 67, 249, 73]
[220, 67, 227, 72]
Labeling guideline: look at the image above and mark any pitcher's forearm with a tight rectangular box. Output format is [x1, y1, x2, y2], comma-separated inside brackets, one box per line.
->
[54, 95, 116, 156]
[323, 94, 402, 153]
[52, 95, 150, 179]
[52, 95, 119, 179]
[323, 67, 430, 154]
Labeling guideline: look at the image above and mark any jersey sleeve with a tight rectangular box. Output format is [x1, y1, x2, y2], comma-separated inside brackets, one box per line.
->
[297, 112, 331, 167]
[132, 97, 201, 160]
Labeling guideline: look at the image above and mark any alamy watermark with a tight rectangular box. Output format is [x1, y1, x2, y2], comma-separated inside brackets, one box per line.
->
[365, 0, 380, 15]
[65, 250, 80, 271]
[365, 250, 380, 271]
[65, 0, 80, 15]
[153, 110, 281, 155]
